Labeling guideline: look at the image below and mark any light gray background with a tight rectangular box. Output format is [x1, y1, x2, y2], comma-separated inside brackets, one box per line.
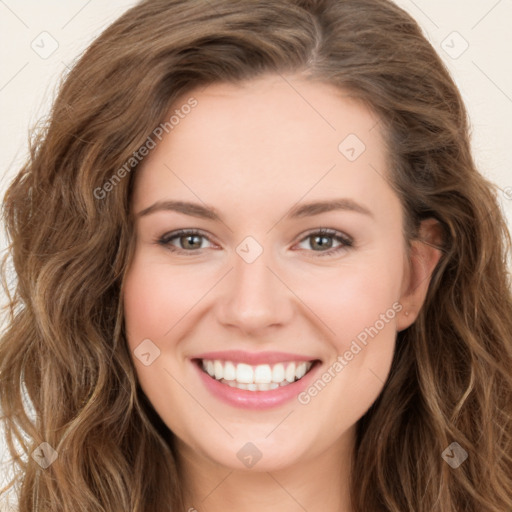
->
[1, 0, 512, 504]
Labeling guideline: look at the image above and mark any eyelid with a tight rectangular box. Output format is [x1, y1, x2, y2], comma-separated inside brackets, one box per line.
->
[296, 227, 353, 244]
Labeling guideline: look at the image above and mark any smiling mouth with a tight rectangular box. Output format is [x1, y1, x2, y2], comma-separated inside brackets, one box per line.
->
[195, 358, 320, 392]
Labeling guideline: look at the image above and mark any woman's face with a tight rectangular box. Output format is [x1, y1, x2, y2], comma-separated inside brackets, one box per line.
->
[123, 74, 426, 473]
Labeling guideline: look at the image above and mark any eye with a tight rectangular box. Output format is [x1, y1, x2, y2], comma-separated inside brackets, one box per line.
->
[156, 229, 215, 254]
[156, 227, 353, 257]
[294, 228, 353, 257]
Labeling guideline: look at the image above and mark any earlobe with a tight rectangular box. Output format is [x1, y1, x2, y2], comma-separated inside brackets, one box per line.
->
[397, 218, 444, 331]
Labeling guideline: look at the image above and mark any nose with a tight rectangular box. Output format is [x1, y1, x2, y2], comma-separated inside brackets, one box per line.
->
[215, 244, 294, 335]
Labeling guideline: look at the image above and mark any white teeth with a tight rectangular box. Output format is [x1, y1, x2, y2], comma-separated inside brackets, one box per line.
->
[285, 363, 296, 383]
[200, 359, 314, 391]
[214, 360, 223, 380]
[295, 362, 307, 379]
[254, 364, 272, 384]
[272, 363, 285, 383]
[236, 363, 254, 384]
[216, 379, 287, 391]
[223, 361, 236, 381]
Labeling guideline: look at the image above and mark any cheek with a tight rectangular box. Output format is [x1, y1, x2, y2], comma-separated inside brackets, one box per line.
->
[296, 267, 400, 426]
[293, 254, 403, 349]
[123, 252, 210, 344]
[290, 247, 403, 412]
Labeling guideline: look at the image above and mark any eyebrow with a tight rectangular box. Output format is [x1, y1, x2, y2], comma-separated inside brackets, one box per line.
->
[136, 198, 374, 221]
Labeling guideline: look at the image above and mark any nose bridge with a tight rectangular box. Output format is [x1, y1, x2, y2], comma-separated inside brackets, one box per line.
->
[216, 236, 292, 332]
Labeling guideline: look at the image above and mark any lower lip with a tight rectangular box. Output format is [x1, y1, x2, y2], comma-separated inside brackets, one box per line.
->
[192, 360, 321, 410]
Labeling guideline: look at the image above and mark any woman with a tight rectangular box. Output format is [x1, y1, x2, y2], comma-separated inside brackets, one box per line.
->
[1, 0, 511, 510]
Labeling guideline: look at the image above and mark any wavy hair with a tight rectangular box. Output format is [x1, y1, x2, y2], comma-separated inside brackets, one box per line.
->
[1, 0, 511, 510]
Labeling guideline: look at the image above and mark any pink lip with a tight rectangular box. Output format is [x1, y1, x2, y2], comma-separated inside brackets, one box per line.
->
[192, 350, 317, 365]
[191, 359, 321, 410]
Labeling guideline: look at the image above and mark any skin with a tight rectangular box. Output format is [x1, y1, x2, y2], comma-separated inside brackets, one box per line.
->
[123, 73, 442, 512]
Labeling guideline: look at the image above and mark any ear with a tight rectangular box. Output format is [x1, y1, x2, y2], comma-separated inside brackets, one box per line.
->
[396, 218, 444, 331]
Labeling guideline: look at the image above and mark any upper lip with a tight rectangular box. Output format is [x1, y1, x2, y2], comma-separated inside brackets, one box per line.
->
[192, 350, 319, 365]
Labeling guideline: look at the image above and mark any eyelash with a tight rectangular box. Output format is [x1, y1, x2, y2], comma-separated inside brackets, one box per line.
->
[156, 228, 354, 258]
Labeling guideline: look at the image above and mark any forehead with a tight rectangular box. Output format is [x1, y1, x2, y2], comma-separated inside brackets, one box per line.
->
[132, 74, 395, 220]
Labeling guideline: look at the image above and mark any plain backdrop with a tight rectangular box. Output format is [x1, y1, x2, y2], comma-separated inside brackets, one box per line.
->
[1, 0, 512, 502]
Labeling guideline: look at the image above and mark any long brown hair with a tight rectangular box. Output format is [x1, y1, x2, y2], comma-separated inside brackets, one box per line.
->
[1, 0, 511, 510]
